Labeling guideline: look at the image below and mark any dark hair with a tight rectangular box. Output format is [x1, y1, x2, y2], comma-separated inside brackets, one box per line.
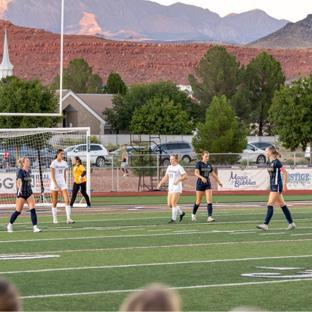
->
[267, 146, 281, 158]
[0, 277, 21, 311]
[55, 149, 64, 159]
[170, 154, 179, 161]
[75, 156, 82, 165]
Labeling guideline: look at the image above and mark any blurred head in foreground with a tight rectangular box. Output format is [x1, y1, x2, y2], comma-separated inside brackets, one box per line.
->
[0, 277, 21, 311]
[120, 283, 181, 312]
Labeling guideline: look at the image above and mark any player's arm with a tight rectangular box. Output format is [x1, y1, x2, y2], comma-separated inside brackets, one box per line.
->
[64, 168, 67, 184]
[211, 171, 223, 187]
[174, 172, 188, 184]
[281, 167, 288, 191]
[50, 167, 58, 188]
[157, 174, 169, 189]
[16, 178, 22, 195]
[194, 169, 207, 183]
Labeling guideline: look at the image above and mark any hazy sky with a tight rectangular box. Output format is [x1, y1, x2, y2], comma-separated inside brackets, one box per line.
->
[147, 0, 312, 22]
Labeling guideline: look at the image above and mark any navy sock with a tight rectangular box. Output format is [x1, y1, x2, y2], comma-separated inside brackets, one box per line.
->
[30, 209, 38, 226]
[9, 211, 21, 224]
[264, 206, 274, 225]
[281, 205, 293, 224]
[207, 203, 213, 216]
[192, 204, 199, 215]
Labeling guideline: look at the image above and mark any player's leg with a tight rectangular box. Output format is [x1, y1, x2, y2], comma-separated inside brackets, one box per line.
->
[63, 189, 74, 224]
[51, 190, 59, 224]
[27, 195, 41, 233]
[174, 193, 185, 222]
[192, 191, 203, 221]
[80, 182, 91, 207]
[277, 193, 295, 230]
[205, 189, 215, 222]
[7, 198, 24, 232]
[168, 193, 177, 224]
[70, 183, 79, 208]
[257, 192, 278, 231]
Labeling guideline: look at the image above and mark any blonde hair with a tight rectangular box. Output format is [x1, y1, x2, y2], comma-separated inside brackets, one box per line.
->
[120, 283, 181, 312]
[201, 150, 209, 158]
[0, 277, 21, 311]
[17, 157, 28, 168]
[170, 154, 179, 161]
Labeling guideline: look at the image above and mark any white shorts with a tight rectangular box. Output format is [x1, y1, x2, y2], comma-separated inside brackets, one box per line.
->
[168, 185, 182, 194]
[50, 180, 68, 191]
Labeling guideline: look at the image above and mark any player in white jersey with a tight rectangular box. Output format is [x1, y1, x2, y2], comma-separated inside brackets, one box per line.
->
[157, 154, 188, 223]
[50, 149, 74, 224]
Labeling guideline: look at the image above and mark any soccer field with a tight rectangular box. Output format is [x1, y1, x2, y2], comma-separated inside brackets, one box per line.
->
[0, 196, 312, 311]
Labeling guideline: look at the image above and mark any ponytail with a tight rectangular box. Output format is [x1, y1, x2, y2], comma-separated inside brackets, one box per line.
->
[268, 146, 281, 158]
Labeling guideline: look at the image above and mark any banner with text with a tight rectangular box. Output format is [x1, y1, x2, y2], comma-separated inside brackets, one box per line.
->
[218, 169, 269, 191]
[286, 168, 312, 190]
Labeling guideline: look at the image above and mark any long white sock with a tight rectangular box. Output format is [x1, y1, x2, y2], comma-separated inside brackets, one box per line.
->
[177, 206, 183, 215]
[65, 205, 71, 220]
[172, 207, 178, 221]
[52, 207, 57, 221]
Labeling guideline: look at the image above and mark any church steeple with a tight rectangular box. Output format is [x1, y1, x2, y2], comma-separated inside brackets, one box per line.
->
[0, 28, 13, 79]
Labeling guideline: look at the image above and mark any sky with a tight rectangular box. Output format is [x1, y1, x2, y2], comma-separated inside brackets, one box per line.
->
[147, 0, 312, 22]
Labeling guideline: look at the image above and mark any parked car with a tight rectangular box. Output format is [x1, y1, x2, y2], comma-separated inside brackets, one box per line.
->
[151, 141, 196, 166]
[249, 141, 273, 151]
[66, 143, 109, 167]
[241, 142, 267, 164]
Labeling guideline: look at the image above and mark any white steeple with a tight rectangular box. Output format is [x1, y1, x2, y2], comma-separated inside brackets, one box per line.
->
[0, 28, 13, 79]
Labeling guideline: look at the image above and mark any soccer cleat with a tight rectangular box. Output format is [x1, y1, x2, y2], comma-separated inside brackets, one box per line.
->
[191, 214, 197, 222]
[52, 219, 59, 224]
[207, 216, 215, 222]
[287, 222, 296, 230]
[33, 225, 42, 233]
[256, 224, 269, 231]
[168, 219, 176, 224]
[66, 219, 75, 224]
[6, 223, 13, 233]
[179, 212, 185, 222]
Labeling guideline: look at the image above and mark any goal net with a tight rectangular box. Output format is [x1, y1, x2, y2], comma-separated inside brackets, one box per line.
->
[0, 127, 90, 208]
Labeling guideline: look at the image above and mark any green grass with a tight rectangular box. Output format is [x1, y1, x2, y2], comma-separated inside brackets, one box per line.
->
[0, 198, 312, 311]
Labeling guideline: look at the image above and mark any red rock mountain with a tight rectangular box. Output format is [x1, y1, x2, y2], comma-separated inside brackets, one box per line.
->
[1, 20, 312, 85]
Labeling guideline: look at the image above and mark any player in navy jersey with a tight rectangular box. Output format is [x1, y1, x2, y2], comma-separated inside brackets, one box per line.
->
[7, 157, 41, 233]
[257, 146, 296, 231]
[192, 151, 223, 222]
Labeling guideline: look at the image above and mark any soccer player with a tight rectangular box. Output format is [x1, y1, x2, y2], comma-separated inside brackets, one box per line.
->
[191, 151, 223, 222]
[157, 154, 188, 223]
[7, 157, 41, 233]
[70, 156, 91, 208]
[257, 146, 296, 231]
[50, 149, 74, 224]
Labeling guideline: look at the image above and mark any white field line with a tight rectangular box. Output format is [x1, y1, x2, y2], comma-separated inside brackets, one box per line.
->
[3, 254, 312, 275]
[1, 226, 312, 244]
[20, 278, 312, 299]
[2, 238, 312, 256]
[2, 218, 312, 235]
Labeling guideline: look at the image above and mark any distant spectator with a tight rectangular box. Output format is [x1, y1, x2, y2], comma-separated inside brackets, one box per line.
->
[120, 145, 129, 177]
[0, 277, 21, 311]
[120, 283, 181, 312]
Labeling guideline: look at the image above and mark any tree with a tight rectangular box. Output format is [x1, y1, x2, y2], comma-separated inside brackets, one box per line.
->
[104, 72, 127, 95]
[189, 46, 241, 117]
[192, 96, 247, 163]
[243, 52, 285, 135]
[52, 58, 103, 93]
[0, 76, 60, 128]
[130, 97, 193, 135]
[269, 76, 312, 162]
[104, 81, 198, 132]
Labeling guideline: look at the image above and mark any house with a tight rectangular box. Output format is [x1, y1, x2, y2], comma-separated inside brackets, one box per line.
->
[60, 90, 113, 135]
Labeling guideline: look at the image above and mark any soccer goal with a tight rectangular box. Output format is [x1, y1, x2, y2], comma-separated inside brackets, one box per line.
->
[0, 127, 90, 208]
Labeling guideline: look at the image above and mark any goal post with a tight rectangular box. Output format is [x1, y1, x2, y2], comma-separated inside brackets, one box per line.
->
[0, 127, 91, 208]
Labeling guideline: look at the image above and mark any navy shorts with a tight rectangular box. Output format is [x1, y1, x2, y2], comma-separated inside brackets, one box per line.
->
[196, 180, 212, 192]
[17, 192, 33, 200]
[270, 182, 283, 193]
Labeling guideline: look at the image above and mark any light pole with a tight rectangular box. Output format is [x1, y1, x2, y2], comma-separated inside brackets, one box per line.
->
[59, 0, 65, 115]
